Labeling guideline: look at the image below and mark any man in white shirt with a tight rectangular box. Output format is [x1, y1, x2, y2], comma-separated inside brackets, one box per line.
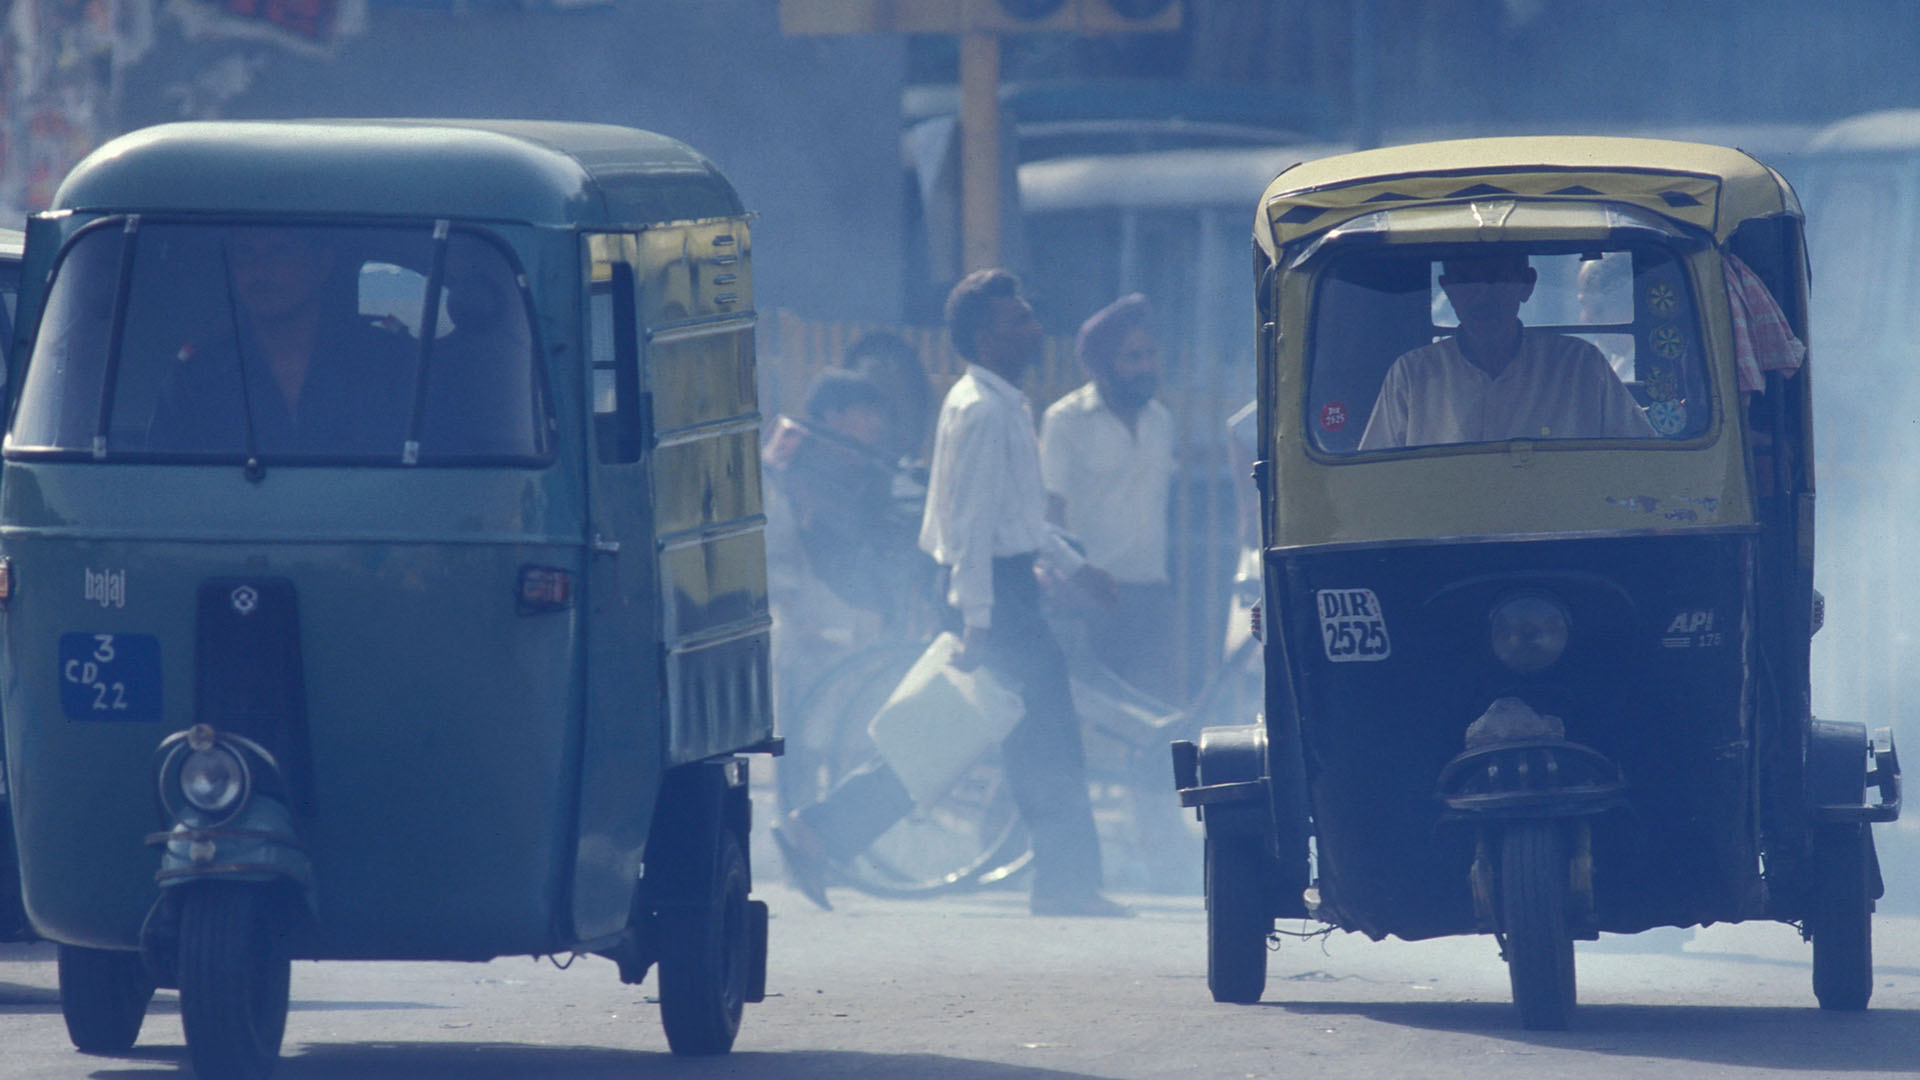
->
[1359, 253, 1655, 450]
[1040, 293, 1178, 702]
[775, 269, 1127, 918]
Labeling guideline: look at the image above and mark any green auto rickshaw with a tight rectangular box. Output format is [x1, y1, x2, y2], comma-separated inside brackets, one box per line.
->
[3, 121, 777, 1076]
[1173, 136, 1900, 1028]
[0, 224, 27, 943]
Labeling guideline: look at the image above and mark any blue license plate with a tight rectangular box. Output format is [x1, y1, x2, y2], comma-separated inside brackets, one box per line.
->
[58, 633, 162, 722]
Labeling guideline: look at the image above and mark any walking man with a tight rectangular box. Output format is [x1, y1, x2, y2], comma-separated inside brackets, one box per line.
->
[775, 268, 1128, 917]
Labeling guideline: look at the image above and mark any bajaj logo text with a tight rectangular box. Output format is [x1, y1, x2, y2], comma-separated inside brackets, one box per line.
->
[84, 568, 127, 609]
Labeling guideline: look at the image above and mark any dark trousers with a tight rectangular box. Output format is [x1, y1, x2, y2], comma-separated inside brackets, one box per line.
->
[799, 554, 1105, 901]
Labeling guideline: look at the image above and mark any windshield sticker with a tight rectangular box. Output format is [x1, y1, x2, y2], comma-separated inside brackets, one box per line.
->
[1646, 282, 1679, 315]
[1319, 401, 1349, 432]
[1648, 400, 1688, 436]
[1651, 324, 1686, 360]
[1318, 588, 1391, 663]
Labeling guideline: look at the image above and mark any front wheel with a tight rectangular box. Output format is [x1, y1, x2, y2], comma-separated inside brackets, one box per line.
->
[1204, 836, 1271, 1004]
[57, 945, 154, 1053]
[657, 829, 751, 1055]
[1810, 822, 1873, 1011]
[177, 884, 292, 1080]
[1500, 822, 1576, 1030]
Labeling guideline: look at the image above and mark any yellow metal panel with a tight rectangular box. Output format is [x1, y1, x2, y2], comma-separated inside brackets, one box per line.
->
[657, 530, 770, 639]
[648, 325, 756, 434]
[650, 430, 764, 540]
[633, 220, 752, 324]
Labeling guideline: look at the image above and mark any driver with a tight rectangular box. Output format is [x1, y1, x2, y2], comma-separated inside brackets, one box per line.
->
[149, 227, 413, 455]
[1358, 253, 1654, 450]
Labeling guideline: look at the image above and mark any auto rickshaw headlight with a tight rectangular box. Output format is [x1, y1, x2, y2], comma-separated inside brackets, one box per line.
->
[1489, 593, 1571, 673]
[180, 746, 248, 814]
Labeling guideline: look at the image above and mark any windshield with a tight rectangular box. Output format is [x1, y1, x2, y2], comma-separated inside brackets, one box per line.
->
[1304, 243, 1709, 455]
[9, 221, 547, 464]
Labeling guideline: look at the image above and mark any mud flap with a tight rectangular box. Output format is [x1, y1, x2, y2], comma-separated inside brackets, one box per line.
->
[746, 899, 768, 1003]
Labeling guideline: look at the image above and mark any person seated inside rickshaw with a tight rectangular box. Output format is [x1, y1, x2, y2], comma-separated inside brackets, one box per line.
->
[417, 235, 540, 457]
[149, 227, 414, 456]
[1358, 253, 1655, 450]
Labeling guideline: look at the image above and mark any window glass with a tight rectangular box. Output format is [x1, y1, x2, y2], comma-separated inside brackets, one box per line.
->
[589, 283, 618, 417]
[586, 253, 643, 465]
[1304, 244, 1708, 455]
[9, 221, 546, 463]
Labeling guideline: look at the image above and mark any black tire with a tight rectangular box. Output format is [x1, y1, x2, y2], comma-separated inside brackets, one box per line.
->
[1810, 822, 1873, 1011]
[1500, 822, 1576, 1030]
[178, 884, 292, 1080]
[57, 945, 154, 1054]
[1204, 835, 1271, 1004]
[658, 829, 751, 1055]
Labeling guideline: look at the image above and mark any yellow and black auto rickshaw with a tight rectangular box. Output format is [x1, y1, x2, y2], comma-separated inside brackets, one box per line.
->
[1173, 137, 1899, 1028]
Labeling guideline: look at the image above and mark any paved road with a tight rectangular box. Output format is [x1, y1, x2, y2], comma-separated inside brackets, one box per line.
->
[4, 877, 1920, 1079]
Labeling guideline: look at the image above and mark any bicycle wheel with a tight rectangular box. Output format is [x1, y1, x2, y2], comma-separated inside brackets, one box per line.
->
[787, 639, 1031, 898]
[777, 642, 924, 816]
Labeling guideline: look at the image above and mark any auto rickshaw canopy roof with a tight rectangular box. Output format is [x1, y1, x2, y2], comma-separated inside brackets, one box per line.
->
[51, 120, 745, 228]
[1257, 136, 1799, 256]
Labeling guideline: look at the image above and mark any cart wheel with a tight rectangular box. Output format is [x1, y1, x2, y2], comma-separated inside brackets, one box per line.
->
[1500, 821, 1576, 1030]
[658, 828, 750, 1055]
[178, 884, 291, 1080]
[56, 945, 154, 1054]
[1810, 822, 1873, 1011]
[1204, 835, 1271, 1004]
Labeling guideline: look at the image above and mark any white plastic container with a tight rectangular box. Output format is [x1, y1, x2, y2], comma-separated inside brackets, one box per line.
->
[866, 632, 1025, 807]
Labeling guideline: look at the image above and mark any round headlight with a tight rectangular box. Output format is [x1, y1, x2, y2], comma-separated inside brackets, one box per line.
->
[180, 746, 247, 813]
[1490, 593, 1571, 673]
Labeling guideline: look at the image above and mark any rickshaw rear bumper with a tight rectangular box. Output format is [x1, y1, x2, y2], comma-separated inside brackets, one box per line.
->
[1434, 739, 1629, 822]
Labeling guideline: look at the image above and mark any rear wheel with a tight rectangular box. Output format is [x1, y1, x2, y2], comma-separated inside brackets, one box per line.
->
[1204, 835, 1271, 1004]
[1810, 822, 1873, 1011]
[1500, 821, 1576, 1030]
[178, 884, 291, 1080]
[57, 945, 153, 1053]
[658, 829, 751, 1055]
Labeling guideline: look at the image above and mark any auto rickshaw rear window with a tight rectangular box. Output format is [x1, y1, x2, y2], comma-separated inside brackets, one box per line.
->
[1304, 243, 1710, 455]
[7, 220, 550, 465]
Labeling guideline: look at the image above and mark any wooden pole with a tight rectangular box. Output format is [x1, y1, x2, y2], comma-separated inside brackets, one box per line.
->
[959, 29, 1001, 272]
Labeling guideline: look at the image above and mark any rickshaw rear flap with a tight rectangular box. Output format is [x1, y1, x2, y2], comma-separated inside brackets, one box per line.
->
[1256, 136, 1801, 256]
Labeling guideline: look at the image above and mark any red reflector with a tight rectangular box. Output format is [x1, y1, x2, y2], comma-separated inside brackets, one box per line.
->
[517, 566, 572, 613]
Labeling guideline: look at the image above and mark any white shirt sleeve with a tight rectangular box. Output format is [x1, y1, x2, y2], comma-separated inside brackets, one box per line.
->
[1038, 402, 1071, 498]
[936, 406, 1007, 630]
